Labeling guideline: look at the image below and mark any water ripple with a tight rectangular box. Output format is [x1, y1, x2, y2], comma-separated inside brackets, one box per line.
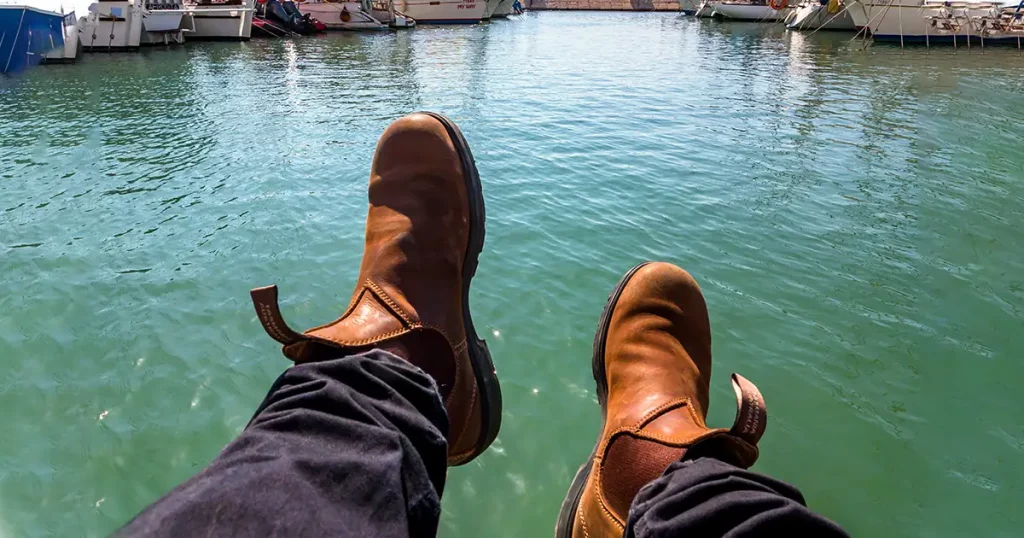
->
[1, 12, 1022, 538]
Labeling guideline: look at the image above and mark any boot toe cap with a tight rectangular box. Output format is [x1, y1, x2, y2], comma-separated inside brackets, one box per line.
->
[377, 113, 459, 159]
[623, 262, 705, 312]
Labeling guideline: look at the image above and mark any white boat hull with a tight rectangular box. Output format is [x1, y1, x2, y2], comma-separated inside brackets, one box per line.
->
[79, 1, 144, 50]
[849, 0, 1024, 44]
[298, 2, 387, 29]
[787, 2, 855, 29]
[710, 2, 792, 20]
[184, 1, 253, 40]
[396, 0, 485, 23]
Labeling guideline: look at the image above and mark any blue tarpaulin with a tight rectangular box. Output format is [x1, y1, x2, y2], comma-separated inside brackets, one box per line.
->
[0, 5, 65, 74]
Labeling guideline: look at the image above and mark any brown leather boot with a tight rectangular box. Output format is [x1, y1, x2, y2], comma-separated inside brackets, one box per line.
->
[555, 262, 767, 537]
[249, 112, 502, 466]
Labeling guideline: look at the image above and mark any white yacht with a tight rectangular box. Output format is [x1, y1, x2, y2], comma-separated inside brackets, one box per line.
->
[182, 0, 253, 40]
[78, 0, 250, 50]
[78, 0, 194, 50]
[79, 0, 144, 50]
[848, 0, 1023, 45]
[298, 0, 414, 29]
[707, 0, 793, 20]
[393, 0, 486, 23]
[787, 0, 855, 30]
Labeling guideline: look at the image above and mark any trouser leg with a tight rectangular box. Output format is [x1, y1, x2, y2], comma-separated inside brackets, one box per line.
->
[625, 457, 849, 538]
[117, 349, 448, 538]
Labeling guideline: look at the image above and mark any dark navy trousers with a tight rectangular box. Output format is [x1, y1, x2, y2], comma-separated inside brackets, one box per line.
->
[118, 350, 848, 537]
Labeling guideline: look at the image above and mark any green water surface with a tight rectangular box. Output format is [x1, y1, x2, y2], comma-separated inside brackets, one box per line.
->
[1, 12, 1023, 537]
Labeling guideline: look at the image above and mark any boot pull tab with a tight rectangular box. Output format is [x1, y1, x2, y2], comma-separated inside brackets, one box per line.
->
[250, 285, 307, 346]
[729, 373, 767, 445]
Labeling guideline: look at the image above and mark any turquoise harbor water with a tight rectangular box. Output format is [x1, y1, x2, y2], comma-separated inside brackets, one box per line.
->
[2, 12, 1023, 537]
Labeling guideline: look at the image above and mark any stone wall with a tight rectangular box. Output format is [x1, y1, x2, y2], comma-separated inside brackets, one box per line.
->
[527, 0, 681, 10]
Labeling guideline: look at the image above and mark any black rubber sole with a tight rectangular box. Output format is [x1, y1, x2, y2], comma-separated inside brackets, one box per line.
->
[555, 262, 652, 538]
[421, 111, 503, 464]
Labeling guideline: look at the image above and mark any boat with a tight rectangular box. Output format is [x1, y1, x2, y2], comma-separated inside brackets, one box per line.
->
[394, 0, 486, 23]
[848, 0, 1024, 45]
[1, 3, 66, 73]
[491, 0, 513, 16]
[78, 0, 251, 50]
[78, 0, 192, 51]
[259, 0, 319, 32]
[78, 1, 144, 51]
[297, 0, 414, 29]
[787, 0, 856, 29]
[707, 0, 794, 20]
[298, 0, 385, 29]
[481, 0, 500, 18]
[182, 0, 254, 40]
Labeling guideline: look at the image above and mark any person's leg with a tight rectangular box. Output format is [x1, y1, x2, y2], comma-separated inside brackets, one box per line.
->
[625, 457, 848, 537]
[119, 349, 448, 537]
[556, 262, 846, 537]
[117, 112, 502, 536]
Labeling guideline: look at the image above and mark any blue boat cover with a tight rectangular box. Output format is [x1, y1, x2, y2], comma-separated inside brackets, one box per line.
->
[0, 5, 65, 74]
